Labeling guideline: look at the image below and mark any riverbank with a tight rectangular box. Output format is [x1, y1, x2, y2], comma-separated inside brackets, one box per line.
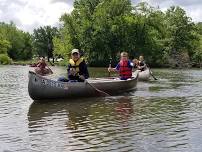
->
[1, 59, 201, 68]
[11, 60, 36, 66]
[10, 60, 58, 66]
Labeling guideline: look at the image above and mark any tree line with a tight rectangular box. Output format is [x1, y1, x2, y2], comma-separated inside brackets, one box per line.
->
[0, 0, 202, 68]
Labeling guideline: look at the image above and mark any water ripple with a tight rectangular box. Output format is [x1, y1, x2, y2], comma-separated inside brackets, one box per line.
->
[1, 67, 202, 151]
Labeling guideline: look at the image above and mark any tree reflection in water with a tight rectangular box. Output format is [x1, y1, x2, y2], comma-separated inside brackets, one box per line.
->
[27, 97, 134, 151]
[27, 96, 192, 152]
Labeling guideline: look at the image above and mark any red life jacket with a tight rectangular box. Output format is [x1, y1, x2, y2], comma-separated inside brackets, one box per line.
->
[119, 60, 132, 78]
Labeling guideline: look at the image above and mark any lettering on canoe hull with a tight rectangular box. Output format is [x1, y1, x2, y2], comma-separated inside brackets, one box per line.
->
[35, 77, 68, 90]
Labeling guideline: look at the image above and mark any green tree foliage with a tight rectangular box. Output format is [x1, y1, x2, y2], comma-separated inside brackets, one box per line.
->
[54, 0, 201, 67]
[0, 39, 12, 65]
[0, 2, 201, 67]
[192, 23, 202, 67]
[164, 7, 197, 58]
[131, 2, 166, 66]
[0, 22, 33, 61]
[196, 22, 202, 35]
[33, 26, 59, 62]
[55, 0, 134, 66]
[0, 23, 12, 64]
[53, 28, 73, 58]
[91, 0, 132, 64]
[0, 54, 12, 65]
[0, 39, 11, 54]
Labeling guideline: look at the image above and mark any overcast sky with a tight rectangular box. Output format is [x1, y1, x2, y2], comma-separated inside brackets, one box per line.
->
[0, 0, 201, 32]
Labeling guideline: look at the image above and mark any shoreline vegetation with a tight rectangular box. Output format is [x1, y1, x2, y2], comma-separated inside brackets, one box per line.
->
[1, 1, 202, 68]
[6, 59, 202, 69]
[6, 58, 68, 67]
[2, 53, 202, 68]
[8, 59, 67, 67]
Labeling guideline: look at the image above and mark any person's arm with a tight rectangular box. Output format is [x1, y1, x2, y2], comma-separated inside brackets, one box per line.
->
[115, 63, 120, 71]
[108, 63, 119, 72]
[67, 64, 72, 79]
[79, 62, 89, 79]
[37, 61, 41, 67]
[82, 62, 89, 79]
[128, 61, 135, 71]
[133, 63, 138, 69]
[128, 60, 134, 68]
[139, 61, 146, 69]
[143, 61, 147, 68]
[44, 62, 47, 66]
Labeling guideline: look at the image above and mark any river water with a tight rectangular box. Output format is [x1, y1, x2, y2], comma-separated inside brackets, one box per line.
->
[0, 65, 202, 152]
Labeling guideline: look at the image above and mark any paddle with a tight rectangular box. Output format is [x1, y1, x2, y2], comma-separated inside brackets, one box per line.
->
[47, 65, 53, 74]
[147, 64, 157, 80]
[44, 65, 53, 75]
[149, 69, 157, 80]
[46, 62, 53, 74]
[108, 58, 112, 77]
[85, 80, 110, 97]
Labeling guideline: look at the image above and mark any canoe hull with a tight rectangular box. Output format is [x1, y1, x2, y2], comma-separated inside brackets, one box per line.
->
[28, 71, 138, 100]
[133, 68, 150, 81]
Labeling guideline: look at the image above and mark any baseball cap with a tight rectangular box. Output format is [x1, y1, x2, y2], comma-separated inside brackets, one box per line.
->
[71, 49, 79, 54]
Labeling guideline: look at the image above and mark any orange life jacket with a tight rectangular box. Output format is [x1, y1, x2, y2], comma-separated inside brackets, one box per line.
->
[119, 60, 132, 79]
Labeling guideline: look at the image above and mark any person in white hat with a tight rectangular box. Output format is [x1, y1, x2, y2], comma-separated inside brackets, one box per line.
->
[58, 49, 89, 82]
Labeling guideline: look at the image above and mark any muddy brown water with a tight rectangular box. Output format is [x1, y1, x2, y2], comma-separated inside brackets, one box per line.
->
[0, 65, 202, 152]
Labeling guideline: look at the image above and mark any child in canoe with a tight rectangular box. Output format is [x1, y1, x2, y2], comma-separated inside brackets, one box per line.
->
[108, 52, 134, 80]
[35, 57, 53, 75]
[138, 55, 147, 71]
[132, 58, 139, 69]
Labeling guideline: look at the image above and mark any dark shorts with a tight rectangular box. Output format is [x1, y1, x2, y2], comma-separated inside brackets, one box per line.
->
[57, 76, 85, 82]
[120, 77, 131, 80]
[57, 77, 69, 82]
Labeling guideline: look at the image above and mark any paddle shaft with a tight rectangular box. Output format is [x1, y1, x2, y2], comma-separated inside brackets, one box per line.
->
[86, 81, 110, 96]
[149, 68, 157, 80]
[46, 64, 53, 74]
[145, 64, 157, 80]
[108, 58, 112, 77]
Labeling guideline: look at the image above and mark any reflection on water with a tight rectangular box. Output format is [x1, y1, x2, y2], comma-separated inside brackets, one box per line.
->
[28, 97, 135, 151]
[0, 66, 202, 152]
[27, 96, 202, 152]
